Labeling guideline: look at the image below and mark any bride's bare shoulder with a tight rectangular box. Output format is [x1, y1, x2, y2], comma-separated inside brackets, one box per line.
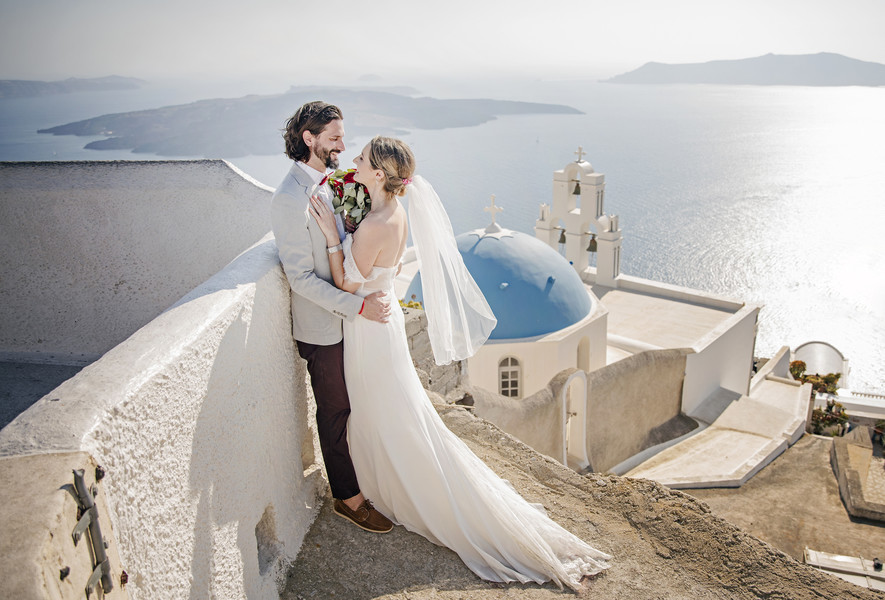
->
[353, 214, 397, 244]
[361, 203, 405, 231]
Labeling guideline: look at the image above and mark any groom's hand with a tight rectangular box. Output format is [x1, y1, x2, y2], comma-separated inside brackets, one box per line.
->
[360, 291, 390, 323]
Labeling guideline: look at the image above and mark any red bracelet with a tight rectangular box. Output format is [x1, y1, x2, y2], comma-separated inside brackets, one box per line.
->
[358, 300, 365, 315]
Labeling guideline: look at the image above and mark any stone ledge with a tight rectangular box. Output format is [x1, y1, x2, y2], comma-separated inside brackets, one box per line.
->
[403, 307, 463, 397]
[831, 428, 885, 522]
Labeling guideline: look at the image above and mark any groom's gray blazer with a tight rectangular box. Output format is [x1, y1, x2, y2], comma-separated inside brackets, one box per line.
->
[271, 163, 363, 345]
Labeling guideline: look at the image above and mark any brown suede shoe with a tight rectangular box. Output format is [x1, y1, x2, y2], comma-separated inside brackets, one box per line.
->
[333, 498, 394, 533]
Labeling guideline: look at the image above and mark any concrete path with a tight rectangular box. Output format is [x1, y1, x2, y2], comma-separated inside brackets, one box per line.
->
[0, 361, 82, 429]
[627, 375, 807, 488]
[865, 448, 885, 504]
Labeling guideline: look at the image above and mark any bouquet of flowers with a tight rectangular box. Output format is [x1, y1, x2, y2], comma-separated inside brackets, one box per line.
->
[324, 169, 371, 233]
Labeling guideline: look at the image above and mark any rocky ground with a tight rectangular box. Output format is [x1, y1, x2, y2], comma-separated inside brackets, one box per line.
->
[282, 401, 878, 599]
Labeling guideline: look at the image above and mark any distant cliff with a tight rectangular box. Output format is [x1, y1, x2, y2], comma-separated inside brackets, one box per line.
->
[37, 87, 582, 158]
[0, 76, 145, 98]
[606, 53, 885, 86]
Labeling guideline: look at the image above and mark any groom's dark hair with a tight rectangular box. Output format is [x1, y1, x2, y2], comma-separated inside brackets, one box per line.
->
[284, 101, 343, 162]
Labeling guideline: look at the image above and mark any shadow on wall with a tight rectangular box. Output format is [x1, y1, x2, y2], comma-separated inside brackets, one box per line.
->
[471, 374, 566, 463]
[585, 349, 694, 473]
[187, 263, 320, 597]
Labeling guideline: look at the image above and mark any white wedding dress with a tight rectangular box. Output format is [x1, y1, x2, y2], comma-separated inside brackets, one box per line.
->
[340, 238, 611, 591]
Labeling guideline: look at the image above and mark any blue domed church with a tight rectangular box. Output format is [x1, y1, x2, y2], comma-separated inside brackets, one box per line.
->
[405, 195, 608, 401]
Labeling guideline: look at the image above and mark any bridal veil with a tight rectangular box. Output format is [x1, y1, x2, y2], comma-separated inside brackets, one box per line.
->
[406, 176, 497, 365]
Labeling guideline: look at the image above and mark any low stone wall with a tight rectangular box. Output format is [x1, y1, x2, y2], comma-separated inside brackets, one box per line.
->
[0, 160, 273, 364]
[585, 349, 691, 472]
[471, 371, 569, 462]
[471, 350, 691, 472]
[830, 427, 885, 522]
[0, 236, 323, 599]
[403, 307, 463, 398]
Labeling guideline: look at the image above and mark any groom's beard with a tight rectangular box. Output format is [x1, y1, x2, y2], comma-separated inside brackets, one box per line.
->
[315, 144, 340, 169]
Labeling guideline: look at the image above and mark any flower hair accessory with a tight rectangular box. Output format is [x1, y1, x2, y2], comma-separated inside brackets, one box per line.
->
[402, 178, 413, 186]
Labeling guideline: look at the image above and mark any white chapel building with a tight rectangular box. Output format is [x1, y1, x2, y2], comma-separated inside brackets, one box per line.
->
[398, 149, 810, 488]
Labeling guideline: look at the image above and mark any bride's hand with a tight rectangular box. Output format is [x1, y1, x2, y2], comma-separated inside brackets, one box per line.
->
[308, 195, 341, 247]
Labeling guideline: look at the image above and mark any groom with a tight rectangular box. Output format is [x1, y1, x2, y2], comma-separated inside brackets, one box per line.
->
[271, 101, 393, 533]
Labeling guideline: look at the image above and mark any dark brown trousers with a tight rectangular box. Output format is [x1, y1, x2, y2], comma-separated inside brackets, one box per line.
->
[296, 339, 360, 500]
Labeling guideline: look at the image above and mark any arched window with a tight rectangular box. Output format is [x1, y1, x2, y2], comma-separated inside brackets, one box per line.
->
[498, 356, 521, 398]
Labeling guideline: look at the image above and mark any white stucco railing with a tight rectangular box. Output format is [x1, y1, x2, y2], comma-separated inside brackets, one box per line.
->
[0, 235, 323, 599]
[615, 273, 746, 311]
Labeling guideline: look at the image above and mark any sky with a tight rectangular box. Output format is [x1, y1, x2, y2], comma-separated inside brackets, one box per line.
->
[1, 0, 884, 88]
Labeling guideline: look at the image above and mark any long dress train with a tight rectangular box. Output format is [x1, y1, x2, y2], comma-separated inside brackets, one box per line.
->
[341, 239, 611, 591]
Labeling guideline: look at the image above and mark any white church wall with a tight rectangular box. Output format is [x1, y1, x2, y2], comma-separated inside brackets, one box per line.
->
[468, 308, 607, 399]
[0, 236, 323, 599]
[683, 306, 760, 415]
[585, 309, 609, 371]
[0, 160, 273, 364]
[469, 341, 548, 399]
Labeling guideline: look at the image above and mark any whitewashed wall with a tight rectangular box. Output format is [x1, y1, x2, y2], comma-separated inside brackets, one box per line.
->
[471, 372, 568, 462]
[0, 160, 322, 599]
[682, 306, 760, 415]
[0, 160, 273, 363]
[0, 235, 323, 599]
[468, 303, 607, 399]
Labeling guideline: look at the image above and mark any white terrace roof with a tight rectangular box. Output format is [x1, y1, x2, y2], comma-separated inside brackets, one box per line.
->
[592, 285, 737, 350]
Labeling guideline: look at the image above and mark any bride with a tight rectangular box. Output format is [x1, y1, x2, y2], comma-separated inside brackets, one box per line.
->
[307, 136, 611, 591]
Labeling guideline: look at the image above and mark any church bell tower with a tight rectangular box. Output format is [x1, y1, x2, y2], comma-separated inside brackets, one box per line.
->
[535, 147, 622, 286]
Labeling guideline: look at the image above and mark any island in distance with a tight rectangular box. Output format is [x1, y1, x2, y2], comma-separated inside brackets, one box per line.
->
[37, 86, 582, 158]
[0, 75, 145, 99]
[606, 52, 885, 86]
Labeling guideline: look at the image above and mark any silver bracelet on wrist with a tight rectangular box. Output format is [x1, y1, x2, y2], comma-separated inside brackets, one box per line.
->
[327, 243, 343, 254]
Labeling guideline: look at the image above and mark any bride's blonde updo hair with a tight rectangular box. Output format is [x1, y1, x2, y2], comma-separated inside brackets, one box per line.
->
[368, 136, 415, 197]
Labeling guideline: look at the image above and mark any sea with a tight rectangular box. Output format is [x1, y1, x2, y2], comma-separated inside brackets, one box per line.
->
[2, 78, 883, 394]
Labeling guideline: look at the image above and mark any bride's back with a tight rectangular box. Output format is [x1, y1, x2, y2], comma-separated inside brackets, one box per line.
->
[362, 201, 407, 269]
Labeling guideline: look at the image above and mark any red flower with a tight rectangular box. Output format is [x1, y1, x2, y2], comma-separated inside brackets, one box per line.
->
[325, 168, 371, 230]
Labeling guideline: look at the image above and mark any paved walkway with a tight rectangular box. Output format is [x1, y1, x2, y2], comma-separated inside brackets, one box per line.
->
[627, 375, 807, 488]
[865, 448, 885, 504]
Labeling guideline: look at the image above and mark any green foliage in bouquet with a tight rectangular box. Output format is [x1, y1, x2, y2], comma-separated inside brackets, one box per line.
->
[326, 169, 371, 233]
